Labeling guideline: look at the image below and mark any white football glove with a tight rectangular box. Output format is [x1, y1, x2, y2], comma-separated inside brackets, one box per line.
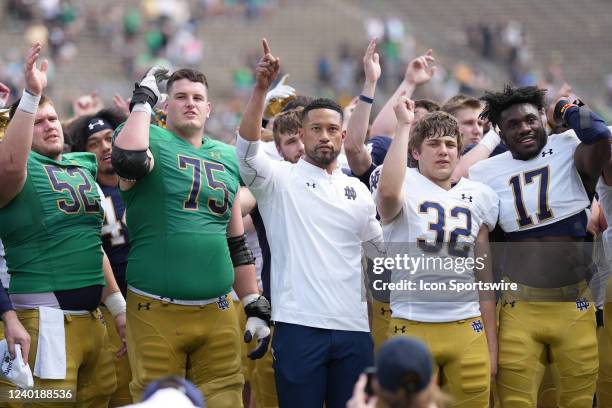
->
[130, 66, 170, 112]
[264, 74, 296, 119]
[242, 294, 272, 359]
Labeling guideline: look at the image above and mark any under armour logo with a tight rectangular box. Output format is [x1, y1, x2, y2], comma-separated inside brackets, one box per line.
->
[217, 296, 230, 311]
[306, 182, 316, 189]
[541, 149, 553, 157]
[344, 186, 357, 200]
[471, 320, 484, 333]
[138, 302, 151, 310]
[381, 307, 392, 316]
[393, 325, 406, 334]
[502, 299, 516, 308]
[576, 297, 589, 311]
[88, 119, 105, 130]
[461, 194, 473, 202]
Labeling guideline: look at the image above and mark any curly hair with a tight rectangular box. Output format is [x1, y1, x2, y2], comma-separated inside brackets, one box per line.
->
[67, 108, 127, 152]
[480, 85, 546, 128]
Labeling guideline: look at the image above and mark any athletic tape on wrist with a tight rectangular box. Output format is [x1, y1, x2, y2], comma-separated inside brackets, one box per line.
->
[132, 102, 153, 116]
[17, 89, 41, 114]
[105, 292, 126, 317]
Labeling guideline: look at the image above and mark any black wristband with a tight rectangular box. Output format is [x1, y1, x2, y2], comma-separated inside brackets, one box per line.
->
[359, 94, 374, 104]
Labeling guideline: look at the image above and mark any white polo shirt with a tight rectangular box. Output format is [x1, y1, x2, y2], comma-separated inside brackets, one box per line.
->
[236, 135, 383, 332]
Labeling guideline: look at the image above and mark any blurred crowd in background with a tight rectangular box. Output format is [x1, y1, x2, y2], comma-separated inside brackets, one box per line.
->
[1, 0, 612, 143]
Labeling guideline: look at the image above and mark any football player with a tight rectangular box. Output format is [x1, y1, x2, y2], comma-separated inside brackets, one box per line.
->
[112, 66, 271, 407]
[69, 108, 132, 407]
[373, 96, 499, 407]
[0, 43, 124, 406]
[595, 145, 612, 406]
[470, 85, 611, 407]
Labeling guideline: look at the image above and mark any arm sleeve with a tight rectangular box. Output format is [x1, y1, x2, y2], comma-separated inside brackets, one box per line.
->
[564, 106, 611, 144]
[235, 134, 278, 199]
[0, 285, 13, 316]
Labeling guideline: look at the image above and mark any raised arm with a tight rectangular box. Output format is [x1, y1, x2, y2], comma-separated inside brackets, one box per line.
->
[376, 94, 415, 224]
[345, 39, 381, 177]
[453, 129, 501, 181]
[551, 96, 612, 181]
[0, 43, 47, 208]
[239, 39, 280, 142]
[370, 50, 435, 137]
[112, 67, 169, 187]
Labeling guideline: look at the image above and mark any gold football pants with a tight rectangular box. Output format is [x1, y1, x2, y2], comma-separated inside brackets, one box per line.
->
[497, 288, 598, 408]
[0, 308, 116, 408]
[389, 316, 490, 408]
[126, 290, 243, 408]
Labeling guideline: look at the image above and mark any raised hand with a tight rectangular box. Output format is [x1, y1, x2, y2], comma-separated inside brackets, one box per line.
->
[255, 38, 280, 91]
[404, 49, 436, 87]
[363, 38, 381, 84]
[393, 92, 415, 126]
[73, 90, 104, 118]
[24, 43, 48, 96]
[113, 93, 131, 117]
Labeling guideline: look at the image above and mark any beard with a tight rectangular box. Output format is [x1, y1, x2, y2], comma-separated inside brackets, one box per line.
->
[306, 145, 340, 167]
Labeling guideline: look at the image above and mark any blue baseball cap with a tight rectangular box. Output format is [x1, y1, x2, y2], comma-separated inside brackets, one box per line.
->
[141, 376, 205, 407]
[376, 336, 433, 394]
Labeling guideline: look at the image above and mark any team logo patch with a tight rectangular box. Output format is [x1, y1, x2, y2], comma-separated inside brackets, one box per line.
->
[393, 325, 406, 334]
[306, 182, 316, 189]
[370, 169, 380, 192]
[541, 148, 553, 157]
[471, 319, 484, 333]
[217, 296, 230, 311]
[576, 297, 589, 311]
[344, 186, 357, 200]
[461, 193, 473, 202]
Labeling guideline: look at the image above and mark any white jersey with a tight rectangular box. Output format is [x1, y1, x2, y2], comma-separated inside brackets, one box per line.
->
[469, 131, 589, 233]
[371, 167, 499, 322]
[597, 177, 612, 265]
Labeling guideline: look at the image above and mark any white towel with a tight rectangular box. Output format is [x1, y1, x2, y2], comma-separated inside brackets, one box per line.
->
[0, 340, 34, 389]
[33, 307, 66, 379]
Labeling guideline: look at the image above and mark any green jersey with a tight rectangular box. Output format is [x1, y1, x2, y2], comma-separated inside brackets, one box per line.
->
[0, 151, 105, 293]
[121, 125, 240, 300]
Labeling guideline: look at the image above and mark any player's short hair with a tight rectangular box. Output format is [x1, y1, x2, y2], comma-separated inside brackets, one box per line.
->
[167, 68, 209, 95]
[67, 108, 127, 152]
[408, 111, 462, 167]
[8, 94, 52, 120]
[273, 107, 303, 146]
[282, 95, 314, 112]
[301, 98, 343, 124]
[441, 94, 482, 117]
[414, 99, 440, 113]
[480, 85, 547, 128]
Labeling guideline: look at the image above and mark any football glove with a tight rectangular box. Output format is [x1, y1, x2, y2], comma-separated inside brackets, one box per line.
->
[263, 74, 296, 119]
[130, 66, 170, 112]
[242, 294, 272, 360]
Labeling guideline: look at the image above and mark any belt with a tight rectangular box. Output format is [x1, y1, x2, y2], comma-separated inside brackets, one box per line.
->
[503, 278, 589, 302]
[128, 285, 227, 306]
